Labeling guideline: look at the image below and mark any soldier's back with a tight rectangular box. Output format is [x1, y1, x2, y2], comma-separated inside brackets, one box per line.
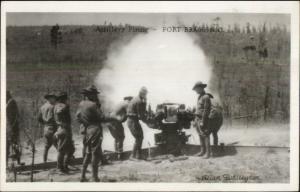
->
[77, 100, 101, 126]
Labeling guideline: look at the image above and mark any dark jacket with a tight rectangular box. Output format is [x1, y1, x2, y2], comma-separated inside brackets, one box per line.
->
[127, 96, 147, 121]
[7, 98, 19, 141]
[195, 93, 211, 127]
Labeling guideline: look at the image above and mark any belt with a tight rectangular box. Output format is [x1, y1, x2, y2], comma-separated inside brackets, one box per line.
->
[127, 115, 138, 119]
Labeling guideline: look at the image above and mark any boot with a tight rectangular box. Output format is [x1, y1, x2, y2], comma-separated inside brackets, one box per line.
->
[57, 152, 68, 173]
[43, 147, 49, 163]
[80, 153, 91, 182]
[92, 166, 100, 182]
[129, 143, 137, 160]
[136, 148, 144, 160]
[195, 136, 205, 156]
[64, 155, 70, 172]
[92, 156, 100, 182]
[203, 137, 211, 159]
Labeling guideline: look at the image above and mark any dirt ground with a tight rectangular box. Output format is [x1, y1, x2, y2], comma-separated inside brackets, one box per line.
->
[18, 123, 289, 165]
[6, 123, 290, 183]
[7, 147, 289, 183]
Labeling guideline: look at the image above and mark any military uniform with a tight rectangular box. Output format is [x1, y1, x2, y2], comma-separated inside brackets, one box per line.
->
[54, 100, 75, 172]
[208, 105, 223, 146]
[127, 96, 147, 159]
[195, 94, 212, 136]
[76, 100, 104, 155]
[193, 82, 212, 159]
[76, 86, 105, 182]
[106, 100, 130, 159]
[6, 92, 21, 163]
[38, 100, 58, 162]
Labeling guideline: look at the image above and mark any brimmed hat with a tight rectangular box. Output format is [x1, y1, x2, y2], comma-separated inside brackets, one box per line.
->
[123, 96, 133, 101]
[192, 81, 207, 90]
[44, 92, 57, 100]
[56, 91, 68, 98]
[139, 86, 148, 94]
[206, 93, 214, 98]
[81, 85, 100, 95]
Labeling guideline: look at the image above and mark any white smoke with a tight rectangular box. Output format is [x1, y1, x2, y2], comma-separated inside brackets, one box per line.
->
[95, 30, 215, 110]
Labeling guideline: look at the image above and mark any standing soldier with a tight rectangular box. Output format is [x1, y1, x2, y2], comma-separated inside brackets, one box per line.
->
[38, 92, 58, 163]
[76, 85, 106, 182]
[192, 81, 212, 159]
[6, 91, 21, 164]
[127, 87, 148, 160]
[54, 92, 75, 173]
[106, 96, 133, 160]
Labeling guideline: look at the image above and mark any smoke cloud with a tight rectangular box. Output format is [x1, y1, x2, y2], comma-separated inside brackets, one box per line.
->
[95, 30, 215, 110]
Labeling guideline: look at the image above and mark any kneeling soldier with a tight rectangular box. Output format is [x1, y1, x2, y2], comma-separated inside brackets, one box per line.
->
[54, 92, 75, 173]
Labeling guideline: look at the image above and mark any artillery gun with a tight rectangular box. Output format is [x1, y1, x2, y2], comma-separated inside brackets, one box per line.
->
[147, 103, 194, 156]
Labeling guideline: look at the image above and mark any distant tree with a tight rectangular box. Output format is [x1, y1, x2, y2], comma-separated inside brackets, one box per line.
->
[242, 27, 246, 34]
[262, 22, 267, 33]
[246, 22, 251, 34]
[227, 25, 232, 33]
[252, 26, 257, 34]
[233, 23, 240, 33]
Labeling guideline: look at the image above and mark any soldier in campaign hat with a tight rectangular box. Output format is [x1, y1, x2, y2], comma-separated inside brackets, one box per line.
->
[192, 81, 212, 159]
[76, 85, 106, 182]
[38, 92, 58, 163]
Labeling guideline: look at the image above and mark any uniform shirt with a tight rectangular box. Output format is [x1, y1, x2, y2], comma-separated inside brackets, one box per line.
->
[110, 101, 129, 122]
[38, 102, 56, 127]
[6, 98, 19, 140]
[127, 96, 147, 121]
[195, 93, 211, 126]
[54, 102, 71, 129]
[76, 100, 105, 127]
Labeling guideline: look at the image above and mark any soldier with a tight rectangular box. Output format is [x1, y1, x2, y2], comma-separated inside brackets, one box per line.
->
[54, 92, 75, 173]
[106, 96, 133, 160]
[38, 92, 58, 163]
[76, 85, 106, 182]
[127, 87, 148, 160]
[208, 104, 223, 147]
[192, 81, 212, 159]
[6, 91, 21, 164]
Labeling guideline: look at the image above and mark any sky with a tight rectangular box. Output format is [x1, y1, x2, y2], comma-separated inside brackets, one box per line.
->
[7, 13, 290, 30]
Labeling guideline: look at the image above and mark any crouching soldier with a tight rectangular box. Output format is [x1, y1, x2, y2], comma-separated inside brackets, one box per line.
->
[54, 92, 75, 173]
[192, 81, 212, 159]
[6, 91, 21, 165]
[38, 92, 58, 163]
[106, 96, 133, 160]
[127, 87, 148, 160]
[76, 85, 106, 182]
